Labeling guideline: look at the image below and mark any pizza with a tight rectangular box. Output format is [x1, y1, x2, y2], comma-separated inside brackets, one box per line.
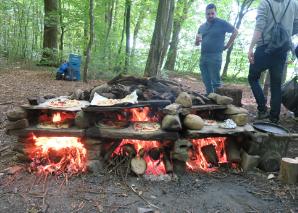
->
[95, 99, 123, 106]
[133, 122, 160, 132]
[47, 99, 81, 108]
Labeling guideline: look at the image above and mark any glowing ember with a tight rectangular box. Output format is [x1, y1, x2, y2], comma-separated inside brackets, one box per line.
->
[186, 137, 228, 172]
[113, 139, 166, 175]
[27, 135, 87, 175]
[52, 112, 62, 123]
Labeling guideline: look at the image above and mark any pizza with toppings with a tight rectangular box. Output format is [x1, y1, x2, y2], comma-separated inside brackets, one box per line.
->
[47, 99, 81, 108]
[133, 122, 160, 132]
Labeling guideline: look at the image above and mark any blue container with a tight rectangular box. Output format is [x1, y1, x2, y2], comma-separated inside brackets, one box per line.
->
[67, 54, 81, 81]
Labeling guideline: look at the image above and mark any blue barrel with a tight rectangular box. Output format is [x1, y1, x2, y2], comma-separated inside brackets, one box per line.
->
[68, 54, 81, 80]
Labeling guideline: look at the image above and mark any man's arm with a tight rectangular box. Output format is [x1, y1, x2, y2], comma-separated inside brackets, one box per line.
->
[223, 29, 238, 50]
[248, 30, 262, 64]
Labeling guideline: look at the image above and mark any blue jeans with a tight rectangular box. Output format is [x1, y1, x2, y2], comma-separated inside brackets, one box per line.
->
[199, 53, 222, 94]
[248, 45, 287, 121]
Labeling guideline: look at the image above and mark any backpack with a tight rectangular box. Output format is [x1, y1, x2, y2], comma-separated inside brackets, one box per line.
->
[264, 0, 291, 54]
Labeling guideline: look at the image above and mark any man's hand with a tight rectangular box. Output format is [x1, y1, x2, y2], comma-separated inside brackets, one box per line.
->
[248, 49, 254, 64]
[195, 34, 202, 46]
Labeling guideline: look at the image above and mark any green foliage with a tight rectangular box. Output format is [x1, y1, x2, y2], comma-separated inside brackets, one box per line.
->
[0, 0, 263, 83]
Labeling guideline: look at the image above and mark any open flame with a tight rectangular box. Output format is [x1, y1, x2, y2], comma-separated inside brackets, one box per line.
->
[113, 139, 166, 175]
[186, 137, 228, 172]
[27, 135, 87, 175]
[52, 112, 62, 123]
[39, 112, 76, 125]
[116, 107, 160, 122]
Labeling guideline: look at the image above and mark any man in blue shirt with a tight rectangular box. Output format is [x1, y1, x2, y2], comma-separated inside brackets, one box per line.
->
[195, 4, 238, 95]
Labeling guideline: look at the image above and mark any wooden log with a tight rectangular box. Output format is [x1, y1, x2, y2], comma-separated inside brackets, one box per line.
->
[215, 87, 243, 107]
[279, 158, 298, 184]
[164, 154, 173, 173]
[258, 151, 281, 172]
[227, 140, 241, 163]
[240, 151, 260, 171]
[148, 148, 161, 161]
[201, 144, 219, 165]
[122, 144, 136, 157]
[131, 157, 147, 175]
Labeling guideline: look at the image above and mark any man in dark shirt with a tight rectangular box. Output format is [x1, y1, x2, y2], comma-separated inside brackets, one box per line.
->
[195, 3, 238, 95]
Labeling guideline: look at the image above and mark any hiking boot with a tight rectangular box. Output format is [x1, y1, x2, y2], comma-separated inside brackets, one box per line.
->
[269, 117, 279, 124]
[257, 111, 269, 120]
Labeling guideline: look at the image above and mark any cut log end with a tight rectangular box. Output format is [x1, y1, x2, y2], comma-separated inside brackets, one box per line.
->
[279, 157, 298, 184]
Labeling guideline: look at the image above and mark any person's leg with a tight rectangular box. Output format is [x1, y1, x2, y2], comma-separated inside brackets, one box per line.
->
[200, 56, 213, 94]
[248, 46, 269, 115]
[268, 51, 287, 122]
[209, 54, 222, 92]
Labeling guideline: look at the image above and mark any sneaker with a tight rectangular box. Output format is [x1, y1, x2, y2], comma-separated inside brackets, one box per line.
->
[269, 118, 279, 124]
[257, 111, 269, 120]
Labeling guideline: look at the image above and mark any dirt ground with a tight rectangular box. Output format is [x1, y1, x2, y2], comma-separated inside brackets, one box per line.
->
[0, 66, 297, 213]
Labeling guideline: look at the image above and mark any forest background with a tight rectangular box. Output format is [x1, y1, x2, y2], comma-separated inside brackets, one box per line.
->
[0, 0, 296, 83]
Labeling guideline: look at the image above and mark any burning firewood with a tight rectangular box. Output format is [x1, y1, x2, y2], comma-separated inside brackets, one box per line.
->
[201, 144, 219, 166]
[148, 147, 161, 161]
[122, 144, 137, 157]
[131, 157, 147, 175]
[279, 157, 298, 184]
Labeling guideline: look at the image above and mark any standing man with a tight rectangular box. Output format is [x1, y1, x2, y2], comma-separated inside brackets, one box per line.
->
[195, 3, 238, 95]
[248, 0, 298, 123]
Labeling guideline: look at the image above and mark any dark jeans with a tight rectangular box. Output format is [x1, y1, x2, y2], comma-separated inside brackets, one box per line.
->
[248, 45, 287, 121]
[199, 53, 222, 94]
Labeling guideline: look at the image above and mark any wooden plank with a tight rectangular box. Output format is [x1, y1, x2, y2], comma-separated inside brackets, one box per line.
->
[21, 104, 82, 112]
[82, 100, 171, 112]
[86, 125, 179, 141]
[191, 104, 227, 111]
[185, 124, 254, 138]
[7, 127, 85, 137]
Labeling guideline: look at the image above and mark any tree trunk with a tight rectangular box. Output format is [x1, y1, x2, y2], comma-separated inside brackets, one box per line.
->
[131, 6, 147, 58]
[83, 0, 94, 83]
[58, 0, 64, 62]
[144, 0, 175, 77]
[164, 0, 195, 71]
[124, 0, 131, 73]
[40, 0, 59, 66]
[222, 0, 254, 78]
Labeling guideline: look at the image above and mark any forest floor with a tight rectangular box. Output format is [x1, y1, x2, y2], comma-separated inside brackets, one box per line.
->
[0, 64, 297, 213]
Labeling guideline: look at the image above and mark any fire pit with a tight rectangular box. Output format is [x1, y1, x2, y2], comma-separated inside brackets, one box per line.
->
[5, 75, 291, 177]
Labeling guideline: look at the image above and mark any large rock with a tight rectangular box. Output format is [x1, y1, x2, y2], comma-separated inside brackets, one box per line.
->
[75, 111, 90, 128]
[224, 105, 248, 115]
[175, 92, 192, 108]
[6, 119, 29, 130]
[172, 139, 192, 162]
[230, 113, 248, 126]
[6, 108, 27, 121]
[183, 114, 204, 130]
[161, 115, 182, 131]
[89, 83, 111, 101]
[163, 103, 182, 115]
[208, 93, 233, 105]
